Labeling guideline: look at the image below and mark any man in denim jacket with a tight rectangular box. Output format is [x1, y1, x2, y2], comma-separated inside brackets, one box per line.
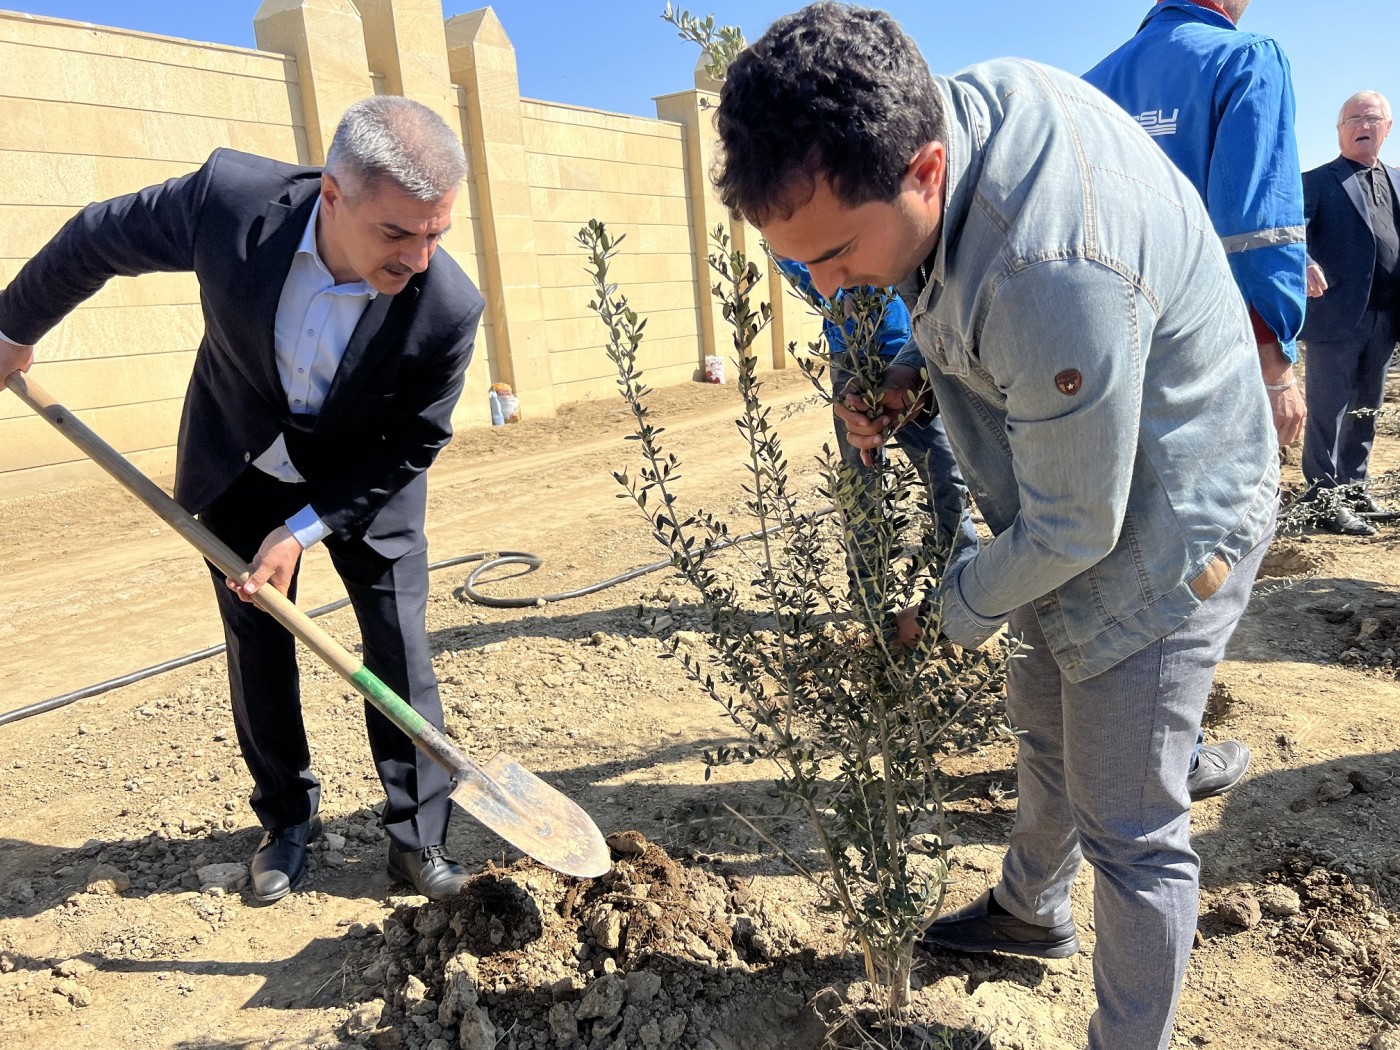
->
[714, 5, 1277, 1049]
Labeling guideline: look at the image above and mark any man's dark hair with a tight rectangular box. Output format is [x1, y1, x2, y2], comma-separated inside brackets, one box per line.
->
[714, 3, 945, 225]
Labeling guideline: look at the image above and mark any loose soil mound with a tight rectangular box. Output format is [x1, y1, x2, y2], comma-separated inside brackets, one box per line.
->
[340, 833, 838, 1050]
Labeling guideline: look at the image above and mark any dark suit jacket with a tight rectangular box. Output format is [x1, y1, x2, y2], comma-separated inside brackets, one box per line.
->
[1301, 155, 1400, 342]
[0, 149, 484, 558]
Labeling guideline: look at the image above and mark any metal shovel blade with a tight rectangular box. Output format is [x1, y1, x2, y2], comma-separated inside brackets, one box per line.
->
[452, 754, 611, 878]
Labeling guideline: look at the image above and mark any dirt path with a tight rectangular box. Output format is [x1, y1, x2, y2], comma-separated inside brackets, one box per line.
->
[0, 377, 824, 703]
[1, 371, 1398, 1050]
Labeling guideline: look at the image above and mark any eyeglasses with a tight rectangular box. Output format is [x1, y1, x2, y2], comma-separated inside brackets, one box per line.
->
[1342, 115, 1389, 129]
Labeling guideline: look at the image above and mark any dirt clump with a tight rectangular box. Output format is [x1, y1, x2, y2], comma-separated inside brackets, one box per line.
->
[341, 833, 839, 1050]
[1265, 847, 1400, 1021]
[1338, 606, 1400, 672]
[1259, 537, 1329, 578]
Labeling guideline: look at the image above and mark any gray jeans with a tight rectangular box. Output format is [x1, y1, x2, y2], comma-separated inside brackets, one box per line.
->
[994, 524, 1271, 1050]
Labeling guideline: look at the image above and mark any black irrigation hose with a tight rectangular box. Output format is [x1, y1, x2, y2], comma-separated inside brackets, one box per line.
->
[0, 509, 836, 728]
[462, 551, 662, 608]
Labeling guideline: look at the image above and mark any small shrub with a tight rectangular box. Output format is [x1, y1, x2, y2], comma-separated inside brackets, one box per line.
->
[579, 219, 1014, 1013]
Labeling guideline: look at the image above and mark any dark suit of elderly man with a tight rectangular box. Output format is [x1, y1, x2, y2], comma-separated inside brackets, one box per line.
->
[1301, 90, 1400, 536]
[0, 96, 484, 903]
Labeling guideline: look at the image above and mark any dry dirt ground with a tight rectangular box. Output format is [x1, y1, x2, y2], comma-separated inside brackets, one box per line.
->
[2, 370, 1400, 1050]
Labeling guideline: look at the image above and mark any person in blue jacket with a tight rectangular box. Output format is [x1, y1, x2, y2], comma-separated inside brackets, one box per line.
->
[1085, 0, 1307, 450]
[1086, 0, 1307, 803]
[778, 259, 976, 602]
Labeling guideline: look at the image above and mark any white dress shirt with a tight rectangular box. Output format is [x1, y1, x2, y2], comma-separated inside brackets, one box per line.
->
[252, 196, 376, 548]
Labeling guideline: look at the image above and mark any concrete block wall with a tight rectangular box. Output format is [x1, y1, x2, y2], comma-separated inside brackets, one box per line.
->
[0, 10, 305, 495]
[0, 1, 798, 500]
[522, 99, 699, 403]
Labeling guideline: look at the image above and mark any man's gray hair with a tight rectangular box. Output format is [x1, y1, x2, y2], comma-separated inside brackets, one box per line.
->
[1338, 91, 1392, 123]
[325, 96, 467, 202]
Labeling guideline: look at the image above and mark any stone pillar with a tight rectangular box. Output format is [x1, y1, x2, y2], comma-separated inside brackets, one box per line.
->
[654, 87, 728, 369]
[727, 217, 789, 372]
[445, 8, 556, 417]
[253, 0, 373, 164]
[351, 0, 456, 123]
[767, 258, 809, 372]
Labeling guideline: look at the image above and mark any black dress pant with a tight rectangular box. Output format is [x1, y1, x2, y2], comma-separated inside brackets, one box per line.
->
[200, 468, 451, 852]
[1302, 307, 1397, 488]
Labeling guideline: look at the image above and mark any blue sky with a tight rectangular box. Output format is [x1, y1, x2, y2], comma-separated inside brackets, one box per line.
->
[9, 1, 1398, 170]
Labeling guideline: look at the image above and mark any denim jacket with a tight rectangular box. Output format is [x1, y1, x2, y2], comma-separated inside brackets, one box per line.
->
[893, 59, 1278, 681]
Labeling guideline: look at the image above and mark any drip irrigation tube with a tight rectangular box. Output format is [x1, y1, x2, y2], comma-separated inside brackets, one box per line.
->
[1, 509, 834, 728]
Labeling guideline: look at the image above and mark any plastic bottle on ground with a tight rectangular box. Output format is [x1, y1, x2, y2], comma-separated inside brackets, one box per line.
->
[491, 382, 521, 423]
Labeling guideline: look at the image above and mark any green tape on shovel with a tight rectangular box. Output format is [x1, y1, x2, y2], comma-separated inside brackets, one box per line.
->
[350, 665, 427, 737]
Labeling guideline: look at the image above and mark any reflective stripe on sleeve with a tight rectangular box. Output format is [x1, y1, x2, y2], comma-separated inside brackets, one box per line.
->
[1220, 225, 1306, 254]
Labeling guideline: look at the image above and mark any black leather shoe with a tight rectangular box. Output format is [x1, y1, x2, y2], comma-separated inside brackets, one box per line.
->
[1320, 504, 1377, 536]
[920, 888, 1079, 960]
[1188, 740, 1251, 802]
[250, 816, 321, 903]
[1350, 493, 1389, 518]
[387, 844, 470, 901]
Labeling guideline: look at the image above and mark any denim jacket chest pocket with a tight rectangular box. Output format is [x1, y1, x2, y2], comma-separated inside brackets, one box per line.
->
[914, 311, 1006, 407]
[912, 311, 970, 378]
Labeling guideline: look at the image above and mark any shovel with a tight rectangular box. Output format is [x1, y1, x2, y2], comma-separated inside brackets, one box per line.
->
[6, 372, 611, 880]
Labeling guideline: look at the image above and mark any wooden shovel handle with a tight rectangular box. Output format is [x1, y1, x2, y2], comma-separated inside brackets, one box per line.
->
[7, 371, 612, 878]
[4, 372, 449, 763]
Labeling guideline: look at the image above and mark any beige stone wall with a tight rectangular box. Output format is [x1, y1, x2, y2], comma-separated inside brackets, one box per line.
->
[0, 2, 793, 500]
[0, 11, 306, 493]
[523, 100, 699, 403]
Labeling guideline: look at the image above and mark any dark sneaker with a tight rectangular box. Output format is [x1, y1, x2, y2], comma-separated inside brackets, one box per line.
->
[919, 888, 1079, 960]
[1188, 740, 1251, 802]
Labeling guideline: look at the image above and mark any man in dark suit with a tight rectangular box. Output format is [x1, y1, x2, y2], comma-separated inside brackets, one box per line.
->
[1301, 90, 1399, 536]
[0, 96, 484, 903]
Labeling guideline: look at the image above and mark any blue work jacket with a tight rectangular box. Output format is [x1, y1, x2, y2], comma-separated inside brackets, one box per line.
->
[1084, 0, 1307, 361]
[776, 259, 910, 359]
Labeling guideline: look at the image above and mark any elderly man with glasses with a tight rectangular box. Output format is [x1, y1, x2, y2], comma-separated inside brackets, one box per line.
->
[1299, 92, 1400, 534]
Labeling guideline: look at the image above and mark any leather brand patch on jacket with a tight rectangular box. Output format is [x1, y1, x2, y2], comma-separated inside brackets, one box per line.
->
[1055, 369, 1082, 395]
[1189, 554, 1231, 601]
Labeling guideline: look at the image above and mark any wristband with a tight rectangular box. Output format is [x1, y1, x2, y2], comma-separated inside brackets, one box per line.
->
[1264, 379, 1296, 392]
